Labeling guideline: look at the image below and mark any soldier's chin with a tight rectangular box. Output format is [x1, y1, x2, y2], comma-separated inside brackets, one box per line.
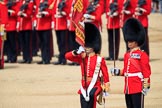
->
[85, 50, 93, 55]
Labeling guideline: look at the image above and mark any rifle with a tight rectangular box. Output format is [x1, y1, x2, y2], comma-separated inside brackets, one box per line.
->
[136, 0, 146, 15]
[20, 0, 30, 11]
[109, 0, 118, 15]
[86, 0, 99, 14]
[138, 0, 146, 7]
[123, 0, 130, 10]
[39, 0, 48, 12]
[58, 0, 66, 12]
[6, 0, 16, 9]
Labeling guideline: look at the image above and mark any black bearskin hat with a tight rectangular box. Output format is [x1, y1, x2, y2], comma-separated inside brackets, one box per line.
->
[122, 18, 146, 46]
[84, 23, 101, 54]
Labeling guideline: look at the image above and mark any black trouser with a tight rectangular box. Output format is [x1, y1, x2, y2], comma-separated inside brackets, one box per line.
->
[141, 28, 149, 56]
[37, 30, 51, 62]
[107, 28, 120, 60]
[32, 29, 39, 56]
[125, 93, 144, 108]
[5, 31, 17, 61]
[67, 30, 79, 51]
[55, 30, 68, 63]
[19, 30, 32, 61]
[80, 88, 97, 108]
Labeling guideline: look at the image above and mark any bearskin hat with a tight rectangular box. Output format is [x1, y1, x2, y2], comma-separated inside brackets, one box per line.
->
[122, 18, 146, 46]
[84, 23, 101, 54]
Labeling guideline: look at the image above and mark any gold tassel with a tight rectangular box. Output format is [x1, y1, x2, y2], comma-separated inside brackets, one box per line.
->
[48, 0, 56, 9]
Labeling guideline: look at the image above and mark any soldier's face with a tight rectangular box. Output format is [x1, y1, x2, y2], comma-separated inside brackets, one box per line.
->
[85, 47, 94, 55]
[128, 41, 138, 49]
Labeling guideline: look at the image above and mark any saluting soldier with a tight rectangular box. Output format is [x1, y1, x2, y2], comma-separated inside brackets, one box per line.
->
[5, 0, 19, 63]
[35, 0, 53, 64]
[52, 0, 69, 65]
[17, 0, 33, 63]
[0, 0, 8, 69]
[105, 0, 123, 60]
[65, 23, 110, 108]
[134, 0, 152, 56]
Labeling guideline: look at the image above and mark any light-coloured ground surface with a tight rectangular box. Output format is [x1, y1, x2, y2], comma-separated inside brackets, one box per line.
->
[0, 13, 162, 108]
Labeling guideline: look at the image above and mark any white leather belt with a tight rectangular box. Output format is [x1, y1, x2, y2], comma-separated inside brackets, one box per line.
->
[124, 72, 143, 80]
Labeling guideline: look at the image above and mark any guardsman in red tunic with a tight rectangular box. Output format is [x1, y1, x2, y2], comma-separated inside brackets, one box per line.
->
[0, 0, 8, 69]
[111, 18, 151, 108]
[121, 0, 136, 27]
[17, 0, 33, 63]
[52, 0, 69, 65]
[5, 0, 19, 63]
[83, 0, 104, 29]
[134, 0, 151, 56]
[120, 0, 136, 51]
[105, 0, 123, 60]
[35, 0, 53, 64]
[65, 23, 110, 108]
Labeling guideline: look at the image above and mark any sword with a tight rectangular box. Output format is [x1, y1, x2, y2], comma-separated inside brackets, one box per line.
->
[112, 17, 116, 68]
[141, 81, 144, 108]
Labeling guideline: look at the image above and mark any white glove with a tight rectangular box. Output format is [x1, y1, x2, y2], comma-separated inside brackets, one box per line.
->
[123, 10, 131, 14]
[110, 68, 120, 76]
[51, 21, 55, 29]
[61, 11, 66, 16]
[41, 11, 49, 15]
[16, 22, 20, 30]
[84, 14, 91, 19]
[8, 9, 15, 14]
[77, 46, 85, 54]
[33, 20, 37, 28]
[36, 13, 42, 18]
[67, 20, 70, 28]
[142, 88, 149, 96]
[112, 12, 118, 17]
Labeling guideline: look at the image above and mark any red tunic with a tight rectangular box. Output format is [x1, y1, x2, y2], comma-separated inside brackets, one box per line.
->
[52, 0, 69, 30]
[122, 49, 151, 94]
[5, 0, 19, 31]
[84, 0, 104, 29]
[17, 0, 34, 31]
[134, 0, 151, 27]
[66, 0, 75, 31]
[65, 51, 110, 94]
[120, 0, 136, 27]
[0, 1, 8, 27]
[105, 0, 123, 29]
[35, 0, 53, 30]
